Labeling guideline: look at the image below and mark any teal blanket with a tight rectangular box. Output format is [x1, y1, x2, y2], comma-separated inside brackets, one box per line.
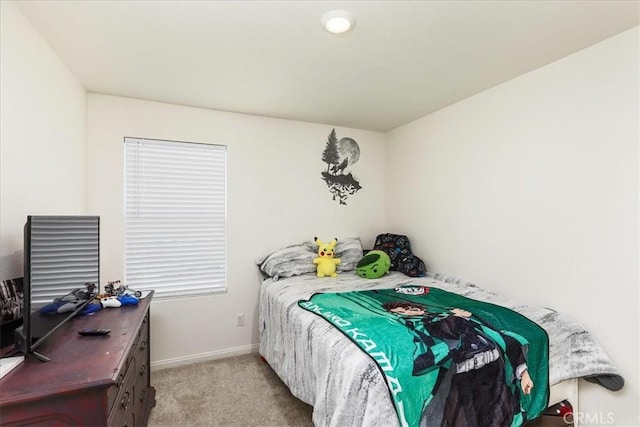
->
[299, 285, 549, 427]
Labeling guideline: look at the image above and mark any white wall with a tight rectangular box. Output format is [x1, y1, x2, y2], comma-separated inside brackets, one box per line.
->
[385, 27, 639, 425]
[0, 1, 87, 280]
[86, 94, 386, 366]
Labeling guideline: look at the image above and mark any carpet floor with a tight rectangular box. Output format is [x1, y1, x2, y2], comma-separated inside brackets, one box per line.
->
[148, 353, 560, 427]
[148, 353, 313, 427]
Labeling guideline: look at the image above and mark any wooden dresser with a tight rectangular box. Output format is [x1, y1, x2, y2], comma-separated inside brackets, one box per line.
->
[0, 293, 156, 426]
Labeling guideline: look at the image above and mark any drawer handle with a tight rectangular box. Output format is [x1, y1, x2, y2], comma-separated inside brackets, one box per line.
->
[139, 364, 146, 376]
[140, 388, 147, 402]
[121, 391, 131, 410]
[116, 372, 125, 388]
[139, 340, 147, 352]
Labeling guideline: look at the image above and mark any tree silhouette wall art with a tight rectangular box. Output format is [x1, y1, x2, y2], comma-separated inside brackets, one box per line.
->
[321, 129, 362, 205]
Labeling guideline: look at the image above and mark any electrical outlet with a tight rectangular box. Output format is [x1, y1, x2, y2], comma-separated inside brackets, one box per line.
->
[236, 313, 244, 326]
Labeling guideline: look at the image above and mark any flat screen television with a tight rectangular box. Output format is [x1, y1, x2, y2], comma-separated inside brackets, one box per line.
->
[13, 215, 99, 361]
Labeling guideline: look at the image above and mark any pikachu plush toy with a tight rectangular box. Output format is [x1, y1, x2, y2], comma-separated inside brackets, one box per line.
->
[313, 237, 341, 278]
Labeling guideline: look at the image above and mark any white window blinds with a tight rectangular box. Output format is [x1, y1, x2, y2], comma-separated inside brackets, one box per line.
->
[124, 138, 227, 298]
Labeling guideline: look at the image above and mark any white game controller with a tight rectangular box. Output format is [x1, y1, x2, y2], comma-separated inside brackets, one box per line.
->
[100, 296, 122, 308]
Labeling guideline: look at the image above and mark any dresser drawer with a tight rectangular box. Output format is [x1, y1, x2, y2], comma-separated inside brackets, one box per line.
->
[134, 319, 150, 413]
[107, 337, 139, 413]
[108, 312, 151, 425]
[107, 356, 136, 427]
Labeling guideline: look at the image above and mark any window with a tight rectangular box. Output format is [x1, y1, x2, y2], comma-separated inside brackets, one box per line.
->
[124, 137, 226, 298]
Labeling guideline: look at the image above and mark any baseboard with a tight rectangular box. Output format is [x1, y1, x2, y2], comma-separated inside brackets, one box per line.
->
[150, 343, 259, 371]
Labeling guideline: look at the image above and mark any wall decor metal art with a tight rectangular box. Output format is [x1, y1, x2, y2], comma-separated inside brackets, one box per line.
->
[321, 128, 362, 205]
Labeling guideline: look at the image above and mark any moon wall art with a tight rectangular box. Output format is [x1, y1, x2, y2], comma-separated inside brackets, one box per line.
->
[321, 129, 362, 205]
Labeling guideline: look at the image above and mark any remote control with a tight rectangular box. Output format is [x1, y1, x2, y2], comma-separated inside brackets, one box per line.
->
[78, 328, 111, 336]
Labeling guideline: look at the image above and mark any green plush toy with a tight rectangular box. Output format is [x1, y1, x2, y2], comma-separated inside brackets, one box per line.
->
[356, 250, 391, 279]
[314, 237, 341, 278]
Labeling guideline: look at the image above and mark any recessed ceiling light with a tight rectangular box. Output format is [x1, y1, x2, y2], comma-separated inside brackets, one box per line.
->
[321, 10, 355, 34]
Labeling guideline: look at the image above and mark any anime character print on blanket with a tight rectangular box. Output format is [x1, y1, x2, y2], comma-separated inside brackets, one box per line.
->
[299, 285, 549, 427]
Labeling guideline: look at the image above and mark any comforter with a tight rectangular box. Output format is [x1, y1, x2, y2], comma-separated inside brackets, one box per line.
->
[259, 272, 623, 427]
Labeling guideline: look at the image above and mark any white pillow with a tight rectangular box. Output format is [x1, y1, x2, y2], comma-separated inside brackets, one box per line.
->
[256, 241, 316, 281]
[335, 237, 363, 272]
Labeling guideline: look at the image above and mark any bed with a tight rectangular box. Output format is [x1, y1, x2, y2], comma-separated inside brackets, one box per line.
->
[257, 241, 623, 426]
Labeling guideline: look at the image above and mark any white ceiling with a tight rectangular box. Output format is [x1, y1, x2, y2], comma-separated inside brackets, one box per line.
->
[16, 1, 639, 132]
